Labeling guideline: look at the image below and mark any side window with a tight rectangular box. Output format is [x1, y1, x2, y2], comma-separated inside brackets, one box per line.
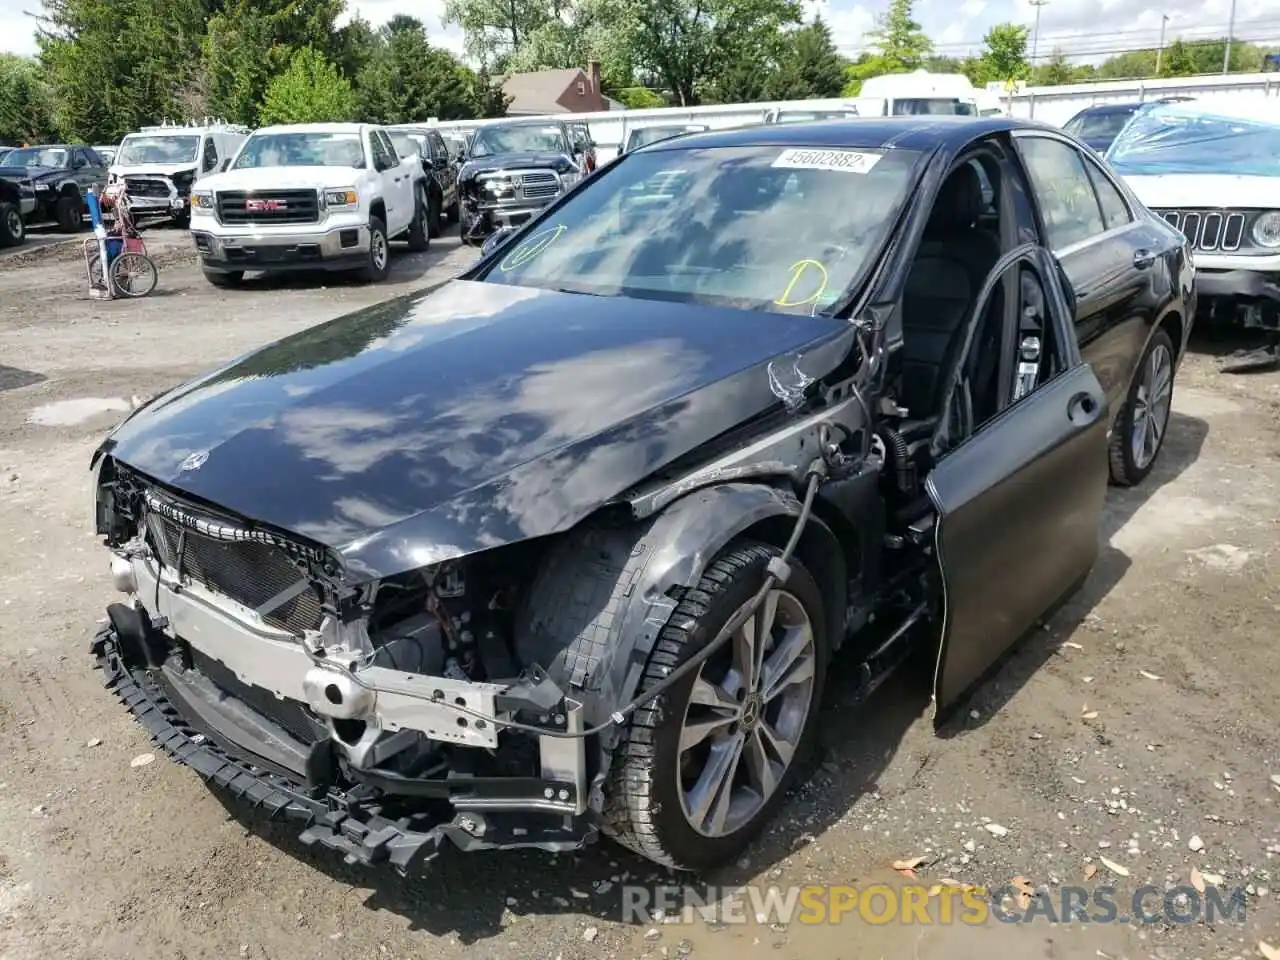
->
[70, 148, 87, 169]
[370, 131, 393, 170]
[1082, 160, 1131, 231]
[429, 133, 445, 160]
[380, 131, 401, 166]
[1017, 136, 1105, 250]
[202, 138, 219, 173]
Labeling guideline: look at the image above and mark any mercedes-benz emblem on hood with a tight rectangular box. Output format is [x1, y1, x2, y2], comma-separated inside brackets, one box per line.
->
[178, 450, 209, 472]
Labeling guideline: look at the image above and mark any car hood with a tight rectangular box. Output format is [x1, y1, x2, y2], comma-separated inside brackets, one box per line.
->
[111, 162, 196, 179]
[0, 164, 57, 182]
[1120, 173, 1280, 209]
[99, 280, 849, 582]
[460, 153, 570, 178]
[198, 166, 367, 191]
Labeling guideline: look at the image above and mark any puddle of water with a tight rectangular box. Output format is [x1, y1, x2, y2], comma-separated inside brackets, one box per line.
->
[626, 872, 1143, 960]
[26, 397, 131, 426]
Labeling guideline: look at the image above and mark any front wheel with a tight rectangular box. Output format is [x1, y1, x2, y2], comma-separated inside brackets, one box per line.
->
[605, 542, 827, 871]
[361, 216, 391, 281]
[445, 193, 459, 224]
[110, 252, 158, 297]
[1109, 327, 1176, 487]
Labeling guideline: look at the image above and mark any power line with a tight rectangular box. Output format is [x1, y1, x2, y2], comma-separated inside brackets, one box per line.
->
[1029, 0, 1049, 65]
[834, 14, 1280, 56]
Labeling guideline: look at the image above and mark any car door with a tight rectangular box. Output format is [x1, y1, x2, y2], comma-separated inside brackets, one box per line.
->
[369, 130, 407, 230]
[428, 131, 456, 204]
[1010, 131, 1166, 417]
[928, 244, 1110, 716]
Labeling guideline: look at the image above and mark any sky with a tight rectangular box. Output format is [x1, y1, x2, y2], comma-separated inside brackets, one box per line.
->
[1, 0, 1277, 64]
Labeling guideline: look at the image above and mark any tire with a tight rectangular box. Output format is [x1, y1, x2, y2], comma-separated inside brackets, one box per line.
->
[603, 541, 828, 871]
[203, 268, 244, 288]
[426, 188, 442, 240]
[406, 191, 430, 252]
[172, 211, 190, 229]
[1108, 327, 1176, 487]
[361, 215, 391, 281]
[110, 253, 158, 297]
[56, 194, 83, 232]
[0, 201, 24, 247]
[459, 211, 481, 247]
[445, 193, 459, 224]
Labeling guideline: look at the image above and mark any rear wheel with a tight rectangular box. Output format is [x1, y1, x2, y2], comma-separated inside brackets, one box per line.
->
[109, 252, 158, 297]
[56, 194, 83, 232]
[427, 188, 442, 239]
[1109, 327, 1175, 487]
[406, 190, 430, 252]
[0, 201, 23, 247]
[604, 542, 827, 870]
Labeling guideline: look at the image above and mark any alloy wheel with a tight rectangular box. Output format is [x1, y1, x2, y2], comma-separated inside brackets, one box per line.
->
[371, 230, 388, 271]
[677, 589, 817, 838]
[1130, 341, 1173, 471]
[4, 207, 22, 242]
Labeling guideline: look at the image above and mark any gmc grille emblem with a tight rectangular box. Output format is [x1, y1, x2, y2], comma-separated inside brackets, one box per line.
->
[245, 199, 286, 212]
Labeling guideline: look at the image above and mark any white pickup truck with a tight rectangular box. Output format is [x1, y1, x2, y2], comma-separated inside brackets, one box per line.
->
[189, 122, 431, 287]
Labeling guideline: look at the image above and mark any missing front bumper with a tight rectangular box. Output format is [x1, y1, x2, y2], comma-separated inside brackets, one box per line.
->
[90, 623, 597, 873]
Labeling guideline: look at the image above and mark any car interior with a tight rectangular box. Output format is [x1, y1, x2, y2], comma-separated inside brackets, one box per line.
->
[890, 143, 1068, 513]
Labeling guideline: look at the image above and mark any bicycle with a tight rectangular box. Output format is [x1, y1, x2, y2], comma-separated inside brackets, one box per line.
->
[84, 181, 159, 299]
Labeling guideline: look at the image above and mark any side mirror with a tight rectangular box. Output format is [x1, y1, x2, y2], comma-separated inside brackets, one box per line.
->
[481, 226, 516, 257]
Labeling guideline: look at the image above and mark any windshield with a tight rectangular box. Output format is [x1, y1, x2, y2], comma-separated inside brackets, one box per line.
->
[891, 99, 976, 116]
[4, 147, 67, 168]
[116, 135, 199, 165]
[469, 124, 567, 158]
[1064, 108, 1137, 142]
[1107, 105, 1280, 177]
[233, 132, 365, 169]
[480, 144, 921, 314]
[390, 132, 425, 159]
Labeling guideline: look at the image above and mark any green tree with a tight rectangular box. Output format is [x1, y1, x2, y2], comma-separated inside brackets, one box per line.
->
[978, 22, 1029, 84]
[0, 55, 55, 143]
[1032, 49, 1079, 86]
[203, 0, 347, 125]
[259, 47, 356, 124]
[355, 17, 478, 123]
[864, 0, 932, 72]
[764, 16, 846, 100]
[470, 66, 513, 117]
[35, 0, 210, 141]
[619, 0, 802, 106]
[1158, 39, 1196, 78]
[443, 0, 556, 64]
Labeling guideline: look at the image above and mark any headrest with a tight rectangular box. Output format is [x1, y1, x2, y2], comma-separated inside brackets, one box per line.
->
[925, 164, 983, 237]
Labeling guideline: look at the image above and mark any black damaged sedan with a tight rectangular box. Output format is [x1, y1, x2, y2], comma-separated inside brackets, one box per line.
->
[91, 117, 1194, 875]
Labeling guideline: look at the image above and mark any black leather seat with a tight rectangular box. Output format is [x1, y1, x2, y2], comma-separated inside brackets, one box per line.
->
[898, 164, 1002, 417]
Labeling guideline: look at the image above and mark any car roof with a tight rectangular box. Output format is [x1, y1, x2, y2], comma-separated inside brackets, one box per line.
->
[644, 116, 1059, 153]
[254, 123, 366, 135]
[480, 119, 569, 129]
[1070, 102, 1145, 116]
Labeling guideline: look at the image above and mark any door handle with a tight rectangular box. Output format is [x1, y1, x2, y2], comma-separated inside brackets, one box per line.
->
[1133, 248, 1155, 269]
[1067, 391, 1099, 425]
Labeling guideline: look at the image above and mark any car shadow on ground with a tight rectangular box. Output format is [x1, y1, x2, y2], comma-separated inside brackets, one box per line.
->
[232, 235, 465, 292]
[210, 410, 1210, 943]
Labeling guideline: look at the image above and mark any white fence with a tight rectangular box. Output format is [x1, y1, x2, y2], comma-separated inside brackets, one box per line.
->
[427, 71, 1280, 147]
[1005, 71, 1280, 126]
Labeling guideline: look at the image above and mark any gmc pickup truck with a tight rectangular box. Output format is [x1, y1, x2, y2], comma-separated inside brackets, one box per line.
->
[189, 122, 431, 287]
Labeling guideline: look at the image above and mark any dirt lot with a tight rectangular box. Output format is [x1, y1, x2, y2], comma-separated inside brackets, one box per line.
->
[0, 230, 1278, 960]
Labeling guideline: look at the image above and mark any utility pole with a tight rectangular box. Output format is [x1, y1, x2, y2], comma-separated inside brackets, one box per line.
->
[1029, 0, 1049, 68]
[1155, 14, 1169, 75]
[1223, 0, 1237, 73]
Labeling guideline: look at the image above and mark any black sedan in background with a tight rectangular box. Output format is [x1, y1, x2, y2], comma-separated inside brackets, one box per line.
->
[89, 116, 1192, 878]
[1063, 97, 1193, 152]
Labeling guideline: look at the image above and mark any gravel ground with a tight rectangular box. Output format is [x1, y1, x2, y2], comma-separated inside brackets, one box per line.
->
[0, 230, 1278, 960]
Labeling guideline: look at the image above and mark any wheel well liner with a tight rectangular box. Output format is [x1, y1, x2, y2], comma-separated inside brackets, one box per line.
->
[369, 198, 387, 222]
[515, 482, 846, 752]
[0, 180, 18, 203]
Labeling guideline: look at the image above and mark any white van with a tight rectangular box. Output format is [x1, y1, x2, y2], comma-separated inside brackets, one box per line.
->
[109, 120, 251, 226]
[857, 70, 985, 116]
